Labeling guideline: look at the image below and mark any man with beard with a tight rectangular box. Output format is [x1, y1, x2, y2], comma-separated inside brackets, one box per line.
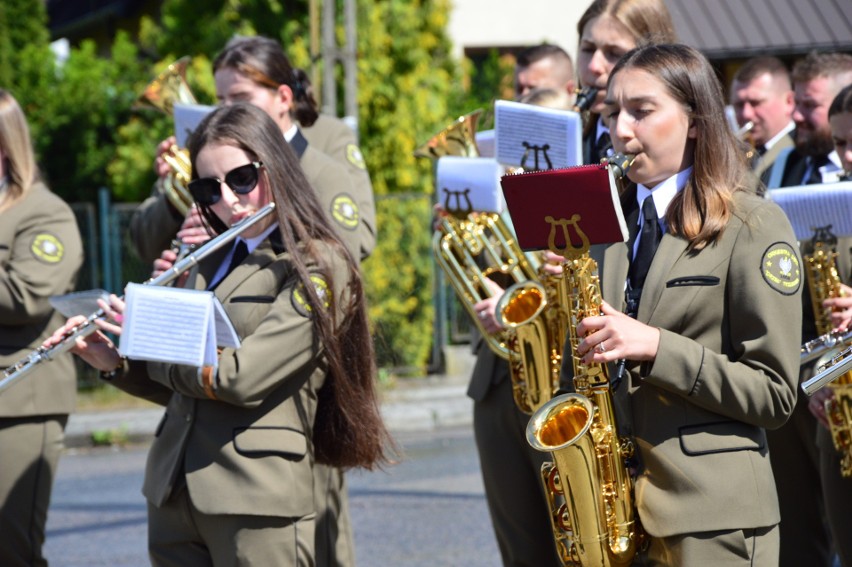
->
[729, 56, 796, 184]
[764, 50, 852, 567]
[767, 52, 852, 188]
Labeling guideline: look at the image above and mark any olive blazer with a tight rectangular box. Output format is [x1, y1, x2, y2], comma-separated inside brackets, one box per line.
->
[302, 114, 376, 259]
[109, 235, 352, 518]
[0, 183, 83, 416]
[564, 189, 802, 538]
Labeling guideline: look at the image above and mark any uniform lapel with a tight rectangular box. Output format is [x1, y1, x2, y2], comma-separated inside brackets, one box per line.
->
[213, 240, 277, 301]
[191, 246, 229, 291]
[636, 233, 688, 323]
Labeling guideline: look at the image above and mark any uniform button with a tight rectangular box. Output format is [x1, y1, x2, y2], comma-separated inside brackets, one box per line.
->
[185, 414, 192, 422]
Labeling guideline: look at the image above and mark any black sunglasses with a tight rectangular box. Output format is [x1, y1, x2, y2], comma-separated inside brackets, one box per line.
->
[188, 161, 264, 205]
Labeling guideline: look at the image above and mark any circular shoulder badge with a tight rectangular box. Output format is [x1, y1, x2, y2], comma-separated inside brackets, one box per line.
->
[291, 274, 331, 318]
[31, 233, 65, 264]
[331, 193, 360, 230]
[345, 143, 367, 170]
[761, 242, 801, 295]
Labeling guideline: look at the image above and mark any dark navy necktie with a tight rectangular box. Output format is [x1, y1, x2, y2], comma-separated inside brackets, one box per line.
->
[629, 197, 662, 292]
[594, 132, 612, 163]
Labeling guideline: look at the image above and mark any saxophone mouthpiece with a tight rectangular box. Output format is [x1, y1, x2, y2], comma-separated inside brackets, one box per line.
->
[573, 86, 600, 113]
[602, 153, 634, 180]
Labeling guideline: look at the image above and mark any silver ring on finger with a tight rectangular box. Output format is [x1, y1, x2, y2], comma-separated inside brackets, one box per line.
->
[596, 342, 607, 354]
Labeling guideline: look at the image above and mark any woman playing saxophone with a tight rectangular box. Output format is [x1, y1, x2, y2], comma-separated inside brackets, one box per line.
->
[571, 44, 801, 565]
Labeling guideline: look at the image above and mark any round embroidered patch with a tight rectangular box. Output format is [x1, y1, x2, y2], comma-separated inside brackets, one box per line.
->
[331, 194, 360, 230]
[761, 242, 801, 295]
[345, 144, 367, 170]
[291, 274, 331, 317]
[31, 233, 65, 263]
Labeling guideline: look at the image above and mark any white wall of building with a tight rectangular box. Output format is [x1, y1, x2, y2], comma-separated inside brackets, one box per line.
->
[447, 0, 594, 60]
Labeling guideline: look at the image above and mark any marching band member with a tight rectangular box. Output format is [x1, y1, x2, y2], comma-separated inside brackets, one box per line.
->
[575, 0, 677, 165]
[729, 56, 796, 185]
[807, 83, 852, 567]
[764, 51, 852, 567]
[130, 36, 376, 268]
[47, 103, 390, 567]
[572, 44, 800, 565]
[0, 89, 83, 567]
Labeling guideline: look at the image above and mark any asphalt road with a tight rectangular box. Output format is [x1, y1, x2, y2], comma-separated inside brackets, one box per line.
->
[44, 425, 503, 567]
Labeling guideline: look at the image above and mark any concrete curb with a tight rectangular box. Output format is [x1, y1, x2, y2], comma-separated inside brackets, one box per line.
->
[65, 377, 475, 448]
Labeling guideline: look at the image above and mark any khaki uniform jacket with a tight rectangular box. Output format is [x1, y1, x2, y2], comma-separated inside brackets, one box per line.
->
[0, 183, 83, 416]
[755, 133, 795, 185]
[109, 235, 352, 517]
[303, 115, 376, 259]
[130, 126, 373, 264]
[564, 189, 802, 538]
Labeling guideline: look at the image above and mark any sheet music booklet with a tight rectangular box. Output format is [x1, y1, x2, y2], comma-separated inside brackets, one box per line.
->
[436, 156, 504, 213]
[500, 164, 628, 252]
[494, 99, 583, 170]
[174, 102, 215, 147]
[767, 181, 852, 240]
[118, 283, 240, 367]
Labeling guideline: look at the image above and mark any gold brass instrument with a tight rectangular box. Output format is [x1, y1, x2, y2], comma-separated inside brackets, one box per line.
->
[803, 225, 852, 477]
[525, 154, 641, 566]
[416, 111, 540, 360]
[0, 203, 277, 394]
[136, 56, 197, 217]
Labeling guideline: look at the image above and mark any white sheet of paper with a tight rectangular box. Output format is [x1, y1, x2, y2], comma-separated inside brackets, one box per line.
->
[475, 129, 496, 158]
[50, 289, 110, 318]
[494, 100, 583, 169]
[436, 157, 503, 213]
[118, 283, 240, 367]
[174, 103, 215, 147]
[767, 181, 852, 240]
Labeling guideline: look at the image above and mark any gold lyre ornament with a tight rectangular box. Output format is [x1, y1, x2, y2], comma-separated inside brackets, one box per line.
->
[136, 56, 197, 217]
[804, 225, 852, 477]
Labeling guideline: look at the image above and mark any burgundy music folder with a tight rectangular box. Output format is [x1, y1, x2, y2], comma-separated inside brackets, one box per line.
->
[500, 164, 628, 252]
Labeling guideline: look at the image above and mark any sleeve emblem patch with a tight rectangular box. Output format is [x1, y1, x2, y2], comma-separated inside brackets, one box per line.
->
[292, 274, 331, 317]
[31, 233, 65, 263]
[346, 144, 367, 170]
[331, 194, 360, 230]
[761, 242, 801, 295]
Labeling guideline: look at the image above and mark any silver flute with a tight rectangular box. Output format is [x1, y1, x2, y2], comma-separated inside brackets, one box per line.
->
[801, 329, 852, 366]
[803, 346, 852, 396]
[0, 202, 276, 394]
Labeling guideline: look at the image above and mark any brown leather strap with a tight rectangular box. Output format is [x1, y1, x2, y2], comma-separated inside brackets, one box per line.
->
[200, 365, 218, 400]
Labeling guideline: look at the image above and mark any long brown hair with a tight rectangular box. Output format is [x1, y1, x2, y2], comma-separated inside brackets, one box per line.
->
[188, 103, 390, 469]
[0, 89, 39, 212]
[213, 35, 320, 127]
[610, 44, 750, 250]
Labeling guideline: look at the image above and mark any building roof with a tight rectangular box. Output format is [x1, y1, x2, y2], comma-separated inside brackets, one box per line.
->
[666, 0, 852, 59]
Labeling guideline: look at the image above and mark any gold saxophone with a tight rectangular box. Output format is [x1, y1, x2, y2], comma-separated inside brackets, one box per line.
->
[524, 155, 641, 566]
[804, 226, 852, 477]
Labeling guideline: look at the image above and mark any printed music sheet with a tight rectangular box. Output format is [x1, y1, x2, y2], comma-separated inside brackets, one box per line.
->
[436, 156, 504, 213]
[118, 283, 240, 367]
[494, 100, 583, 169]
[174, 103, 215, 147]
[768, 181, 852, 240]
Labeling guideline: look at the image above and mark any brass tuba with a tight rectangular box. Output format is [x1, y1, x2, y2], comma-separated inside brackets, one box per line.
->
[135, 57, 197, 217]
[416, 111, 540, 360]
[525, 155, 641, 566]
[803, 226, 852, 476]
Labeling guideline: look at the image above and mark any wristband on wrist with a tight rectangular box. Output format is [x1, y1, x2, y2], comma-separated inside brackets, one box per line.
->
[99, 357, 126, 381]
